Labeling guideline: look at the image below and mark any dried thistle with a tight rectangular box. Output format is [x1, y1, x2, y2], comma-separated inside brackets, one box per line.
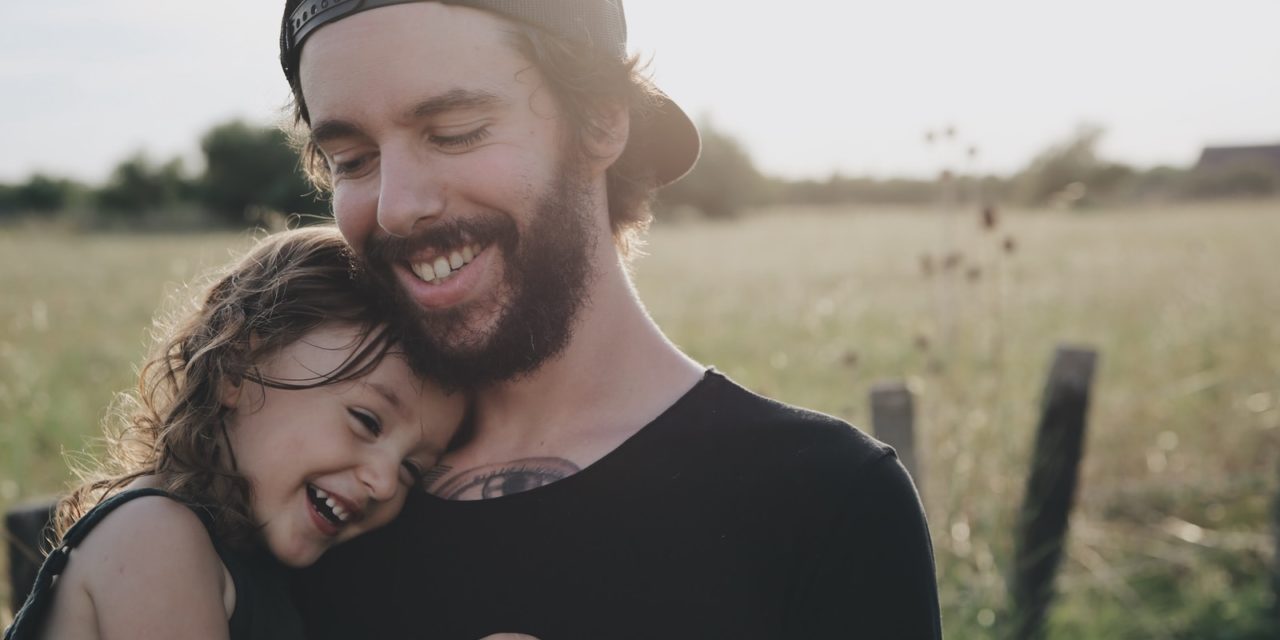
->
[981, 205, 999, 231]
[920, 254, 936, 277]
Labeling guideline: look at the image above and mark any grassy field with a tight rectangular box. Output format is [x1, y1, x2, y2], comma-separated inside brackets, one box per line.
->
[3, 201, 1279, 637]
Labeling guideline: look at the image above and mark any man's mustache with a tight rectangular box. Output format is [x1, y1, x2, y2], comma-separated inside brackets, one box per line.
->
[363, 213, 518, 265]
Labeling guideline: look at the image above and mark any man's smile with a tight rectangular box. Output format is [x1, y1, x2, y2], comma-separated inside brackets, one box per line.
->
[408, 241, 485, 284]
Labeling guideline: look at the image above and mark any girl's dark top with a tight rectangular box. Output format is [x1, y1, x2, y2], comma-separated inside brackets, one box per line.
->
[295, 371, 943, 639]
[3, 488, 303, 640]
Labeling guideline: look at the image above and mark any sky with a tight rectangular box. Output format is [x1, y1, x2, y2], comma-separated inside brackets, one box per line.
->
[2, 0, 1278, 183]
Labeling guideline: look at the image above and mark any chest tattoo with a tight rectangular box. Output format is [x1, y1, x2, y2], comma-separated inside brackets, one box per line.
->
[428, 457, 581, 500]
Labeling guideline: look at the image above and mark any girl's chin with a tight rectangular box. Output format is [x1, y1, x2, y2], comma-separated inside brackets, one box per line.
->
[266, 537, 330, 568]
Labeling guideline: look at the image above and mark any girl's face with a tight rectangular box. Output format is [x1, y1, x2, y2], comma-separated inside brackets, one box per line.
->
[222, 323, 465, 567]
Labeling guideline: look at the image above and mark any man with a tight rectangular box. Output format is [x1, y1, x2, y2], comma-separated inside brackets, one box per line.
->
[281, 1, 942, 637]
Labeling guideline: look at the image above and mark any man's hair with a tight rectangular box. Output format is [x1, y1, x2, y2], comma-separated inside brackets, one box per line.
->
[283, 10, 665, 257]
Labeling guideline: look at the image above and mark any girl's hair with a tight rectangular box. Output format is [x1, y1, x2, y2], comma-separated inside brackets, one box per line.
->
[55, 226, 399, 548]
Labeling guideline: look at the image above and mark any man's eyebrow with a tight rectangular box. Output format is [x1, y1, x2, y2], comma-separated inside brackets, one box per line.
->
[404, 89, 504, 120]
[310, 119, 363, 146]
[309, 90, 503, 146]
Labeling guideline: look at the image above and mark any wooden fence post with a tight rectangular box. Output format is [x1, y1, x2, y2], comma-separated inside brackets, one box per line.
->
[1273, 462, 1280, 624]
[5, 498, 57, 615]
[1010, 345, 1098, 640]
[870, 381, 921, 492]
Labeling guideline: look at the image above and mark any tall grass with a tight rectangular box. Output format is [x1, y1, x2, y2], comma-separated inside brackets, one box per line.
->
[3, 201, 1279, 637]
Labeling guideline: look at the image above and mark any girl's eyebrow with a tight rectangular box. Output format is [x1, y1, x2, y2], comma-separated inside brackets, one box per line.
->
[365, 381, 405, 416]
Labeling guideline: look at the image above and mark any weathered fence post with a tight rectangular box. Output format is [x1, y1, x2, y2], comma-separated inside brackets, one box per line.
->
[1272, 462, 1280, 624]
[1010, 345, 1098, 640]
[5, 498, 57, 615]
[870, 381, 921, 493]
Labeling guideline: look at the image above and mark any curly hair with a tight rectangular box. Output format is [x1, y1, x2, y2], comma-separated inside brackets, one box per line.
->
[55, 226, 401, 548]
[281, 4, 664, 258]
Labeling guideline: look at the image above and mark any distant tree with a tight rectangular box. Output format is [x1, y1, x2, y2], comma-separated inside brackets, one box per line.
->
[12, 174, 83, 214]
[0, 183, 14, 217]
[1012, 124, 1108, 206]
[199, 120, 327, 225]
[657, 117, 764, 219]
[96, 153, 190, 216]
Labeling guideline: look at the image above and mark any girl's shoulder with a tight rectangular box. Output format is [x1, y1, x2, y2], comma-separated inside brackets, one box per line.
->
[59, 490, 236, 635]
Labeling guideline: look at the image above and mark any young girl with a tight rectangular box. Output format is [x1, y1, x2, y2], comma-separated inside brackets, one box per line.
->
[4, 227, 466, 640]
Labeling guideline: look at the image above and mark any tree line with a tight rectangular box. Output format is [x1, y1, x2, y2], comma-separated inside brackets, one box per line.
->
[0, 121, 326, 229]
[2, 119, 1277, 226]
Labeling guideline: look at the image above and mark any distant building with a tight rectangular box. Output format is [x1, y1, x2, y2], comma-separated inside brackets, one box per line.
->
[1195, 144, 1280, 172]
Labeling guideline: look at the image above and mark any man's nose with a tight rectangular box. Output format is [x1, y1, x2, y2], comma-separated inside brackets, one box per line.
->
[376, 147, 446, 237]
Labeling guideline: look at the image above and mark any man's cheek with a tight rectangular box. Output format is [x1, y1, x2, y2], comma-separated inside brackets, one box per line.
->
[332, 189, 377, 252]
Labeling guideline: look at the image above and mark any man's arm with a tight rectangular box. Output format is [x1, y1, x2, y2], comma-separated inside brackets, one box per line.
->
[790, 453, 943, 638]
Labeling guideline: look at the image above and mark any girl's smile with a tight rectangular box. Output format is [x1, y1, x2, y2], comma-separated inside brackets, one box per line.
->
[221, 323, 465, 567]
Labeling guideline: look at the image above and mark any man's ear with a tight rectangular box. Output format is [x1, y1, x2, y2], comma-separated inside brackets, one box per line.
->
[583, 102, 630, 171]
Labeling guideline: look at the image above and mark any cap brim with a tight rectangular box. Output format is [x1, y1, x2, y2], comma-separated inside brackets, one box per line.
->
[633, 89, 700, 187]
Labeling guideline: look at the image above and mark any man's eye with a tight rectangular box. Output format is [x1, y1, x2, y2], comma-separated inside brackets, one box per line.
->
[330, 154, 376, 178]
[429, 126, 491, 150]
[348, 409, 382, 436]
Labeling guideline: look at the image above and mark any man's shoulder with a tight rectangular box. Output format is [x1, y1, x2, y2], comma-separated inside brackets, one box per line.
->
[673, 370, 895, 478]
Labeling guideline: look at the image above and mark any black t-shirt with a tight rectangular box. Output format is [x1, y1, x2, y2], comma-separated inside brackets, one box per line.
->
[294, 371, 942, 639]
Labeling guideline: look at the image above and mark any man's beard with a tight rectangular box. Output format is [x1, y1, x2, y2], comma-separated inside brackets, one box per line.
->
[362, 160, 597, 387]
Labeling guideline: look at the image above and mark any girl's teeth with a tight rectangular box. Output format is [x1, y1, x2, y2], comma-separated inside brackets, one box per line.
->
[326, 498, 336, 509]
[449, 251, 464, 269]
[462, 245, 475, 262]
[315, 488, 328, 499]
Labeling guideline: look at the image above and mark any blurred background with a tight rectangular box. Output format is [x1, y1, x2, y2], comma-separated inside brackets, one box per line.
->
[2, 1, 1278, 637]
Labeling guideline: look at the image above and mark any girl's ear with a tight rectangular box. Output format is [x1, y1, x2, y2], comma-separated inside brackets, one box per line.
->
[218, 375, 243, 409]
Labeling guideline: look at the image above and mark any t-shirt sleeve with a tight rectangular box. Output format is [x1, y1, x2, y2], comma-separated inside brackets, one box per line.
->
[789, 452, 943, 639]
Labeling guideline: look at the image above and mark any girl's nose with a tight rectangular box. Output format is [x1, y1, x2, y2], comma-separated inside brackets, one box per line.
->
[357, 454, 401, 503]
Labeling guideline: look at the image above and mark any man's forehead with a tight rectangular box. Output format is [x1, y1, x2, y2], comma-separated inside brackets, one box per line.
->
[299, 2, 514, 72]
[298, 4, 528, 117]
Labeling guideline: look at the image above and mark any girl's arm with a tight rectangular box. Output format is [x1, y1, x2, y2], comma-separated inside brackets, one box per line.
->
[73, 495, 234, 640]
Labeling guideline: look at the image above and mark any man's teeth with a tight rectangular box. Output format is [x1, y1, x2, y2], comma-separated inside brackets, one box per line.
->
[411, 244, 481, 283]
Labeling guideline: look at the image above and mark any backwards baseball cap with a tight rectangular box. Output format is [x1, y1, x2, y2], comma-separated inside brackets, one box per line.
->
[279, 0, 700, 186]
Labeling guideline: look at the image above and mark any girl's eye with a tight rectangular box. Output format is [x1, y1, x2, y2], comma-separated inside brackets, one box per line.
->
[429, 126, 491, 151]
[348, 409, 382, 436]
[400, 461, 425, 487]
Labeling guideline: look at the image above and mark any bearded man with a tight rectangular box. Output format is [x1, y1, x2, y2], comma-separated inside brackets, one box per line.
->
[281, 1, 942, 637]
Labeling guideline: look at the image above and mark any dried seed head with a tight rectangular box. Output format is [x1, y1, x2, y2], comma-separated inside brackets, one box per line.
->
[920, 254, 935, 277]
[981, 205, 998, 231]
[914, 334, 931, 352]
[841, 350, 859, 369]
